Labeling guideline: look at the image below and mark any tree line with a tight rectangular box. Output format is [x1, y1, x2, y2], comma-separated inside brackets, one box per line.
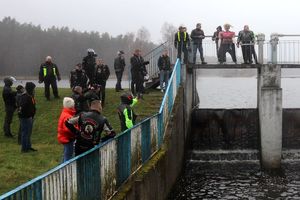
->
[0, 17, 159, 77]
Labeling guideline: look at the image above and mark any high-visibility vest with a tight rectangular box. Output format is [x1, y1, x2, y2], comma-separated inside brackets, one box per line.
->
[43, 66, 57, 77]
[177, 31, 187, 42]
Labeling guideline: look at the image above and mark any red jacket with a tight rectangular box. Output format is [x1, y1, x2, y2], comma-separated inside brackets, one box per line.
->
[57, 107, 76, 144]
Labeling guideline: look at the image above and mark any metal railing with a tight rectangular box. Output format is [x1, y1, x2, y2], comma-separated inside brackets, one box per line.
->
[267, 34, 300, 64]
[143, 41, 176, 81]
[0, 59, 182, 200]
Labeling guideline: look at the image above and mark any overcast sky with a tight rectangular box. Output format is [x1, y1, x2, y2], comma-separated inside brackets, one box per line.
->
[0, 0, 299, 43]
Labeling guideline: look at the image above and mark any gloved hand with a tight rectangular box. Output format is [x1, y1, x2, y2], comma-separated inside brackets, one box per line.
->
[38, 80, 43, 84]
[101, 131, 116, 142]
[57, 77, 61, 81]
[143, 61, 150, 65]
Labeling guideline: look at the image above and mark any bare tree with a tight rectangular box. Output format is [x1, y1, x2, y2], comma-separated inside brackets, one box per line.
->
[160, 22, 177, 43]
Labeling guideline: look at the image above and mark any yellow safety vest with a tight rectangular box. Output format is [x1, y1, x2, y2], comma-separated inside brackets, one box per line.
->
[43, 66, 57, 77]
[177, 31, 187, 42]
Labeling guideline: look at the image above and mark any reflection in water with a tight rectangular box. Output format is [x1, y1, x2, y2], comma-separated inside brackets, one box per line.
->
[169, 161, 300, 199]
[197, 77, 300, 108]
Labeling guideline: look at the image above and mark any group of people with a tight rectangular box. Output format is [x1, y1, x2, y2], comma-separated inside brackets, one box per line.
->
[2, 77, 37, 153]
[2, 47, 155, 163]
[174, 23, 258, 65]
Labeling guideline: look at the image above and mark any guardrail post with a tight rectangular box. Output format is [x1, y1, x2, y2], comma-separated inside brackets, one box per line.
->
[257, 33, 265, 64]
[270, 34, 279, 64]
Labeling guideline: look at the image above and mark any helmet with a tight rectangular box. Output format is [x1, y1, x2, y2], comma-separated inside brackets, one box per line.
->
[87, 48, 96, 56]
[3, 77, 14, 86]
[120, 92, 133, 105]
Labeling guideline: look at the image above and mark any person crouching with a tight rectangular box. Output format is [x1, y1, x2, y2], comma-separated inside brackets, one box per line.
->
[57, 97, 76, 162]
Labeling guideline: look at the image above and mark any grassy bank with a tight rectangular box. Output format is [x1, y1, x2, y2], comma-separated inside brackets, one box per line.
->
[0, 87, 163, 195]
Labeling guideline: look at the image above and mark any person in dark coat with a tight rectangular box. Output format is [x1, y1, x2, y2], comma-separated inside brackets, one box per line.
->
[71, 86, 88, 114]
[70, 63, 88, 90]
[157, 49, 171, 92]
[65, 98, 115, 156]
[212, 26, 223, 62]
[117, 92, 138, 132]
[237, 25, 256, 64]
[130, 49, 149, 98]
[2, 77, 17, 138]
[82, 48, 97, 85]
[174, 26, 190, 64]
[18, 82, 37, 153]
[114, 50, 126, 92]
[16, 85, 25, 144]
[191, 23, 207, 64]
[38, 56, 61, 100]
[95, 58, 110, 106]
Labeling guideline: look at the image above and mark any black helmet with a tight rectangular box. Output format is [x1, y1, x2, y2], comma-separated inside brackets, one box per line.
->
[3, 77, 13, 86]
[120, 92, 133, 105]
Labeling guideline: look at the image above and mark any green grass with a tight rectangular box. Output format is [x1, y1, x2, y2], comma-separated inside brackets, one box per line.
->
[0, 87, 163, 195]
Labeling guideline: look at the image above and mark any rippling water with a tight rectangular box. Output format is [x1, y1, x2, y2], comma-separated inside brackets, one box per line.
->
[169, 161, 300, 199]
[170, 73, 300, 199]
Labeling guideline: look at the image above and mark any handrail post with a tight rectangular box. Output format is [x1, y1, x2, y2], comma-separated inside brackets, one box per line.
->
[257, 33, 265, 64]
[270, 33, 279, 64]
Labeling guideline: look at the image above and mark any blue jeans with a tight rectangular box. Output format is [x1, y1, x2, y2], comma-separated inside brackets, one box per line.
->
[160, 70, 170, 90]
[20, 118, 33, 151]
[63, 141, 74, 162]
[192, 42, 204, 63]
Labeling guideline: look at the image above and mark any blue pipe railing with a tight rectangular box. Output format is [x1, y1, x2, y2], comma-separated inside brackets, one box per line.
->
[0, 59, 182, 200]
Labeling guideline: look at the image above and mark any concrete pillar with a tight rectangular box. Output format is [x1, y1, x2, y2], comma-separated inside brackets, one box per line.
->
[257, 33, 265, 64]
[258, 64, 282, 170]
[269, 34, 279, 64]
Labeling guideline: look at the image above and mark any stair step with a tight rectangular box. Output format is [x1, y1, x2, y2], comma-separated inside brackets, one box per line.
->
[189, 150, 259, 162]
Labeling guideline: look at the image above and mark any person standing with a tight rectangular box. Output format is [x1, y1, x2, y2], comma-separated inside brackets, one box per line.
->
[114, 50, 126, 92]
[57, 97, 76, 162]
[95, 59, 110, 106]
[70, 63, 88, 90]
[212, 26, 223, 62]
[82, 48, 97, 85]
[2, 77, 17, 138]
[174, 26, 190, 64]
[157, 49, 171, 92]
[38, 56, 61, 100]
[218, 24, 237, 64]
[19, 82, 37, 153]
[117, 92, 138, 132]
[16, 85, 25, 144]
[237, 25, 256, 64]
[191, 23, 207, 64]
[65, 98, 115, 156]
[130, 49, 149, 98]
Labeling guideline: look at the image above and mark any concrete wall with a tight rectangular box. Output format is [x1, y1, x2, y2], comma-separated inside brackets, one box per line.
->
[112, 82, 193, 200]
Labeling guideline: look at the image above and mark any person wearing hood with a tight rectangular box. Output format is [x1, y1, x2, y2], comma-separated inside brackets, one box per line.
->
[38, 56, 61, 100]
[18, 82, 37, 153]
[57, 97, 76, 162]
[16, 85, 25, 144]
[2, 77, 17, 138]
[117, 92, 138, 132]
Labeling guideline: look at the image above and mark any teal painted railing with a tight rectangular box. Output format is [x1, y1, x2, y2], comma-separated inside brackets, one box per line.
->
[0, 59, 182, 200]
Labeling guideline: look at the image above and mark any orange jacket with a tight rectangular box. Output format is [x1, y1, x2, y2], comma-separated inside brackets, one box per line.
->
[57, 107, 76, 144]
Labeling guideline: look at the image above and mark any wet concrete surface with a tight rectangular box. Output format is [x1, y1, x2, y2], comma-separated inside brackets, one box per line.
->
[168, 161, 300, 199]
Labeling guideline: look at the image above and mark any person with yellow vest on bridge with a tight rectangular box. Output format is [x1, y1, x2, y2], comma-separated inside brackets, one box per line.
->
[174, 25, 190, 64]
[38, 56, 61, 100]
